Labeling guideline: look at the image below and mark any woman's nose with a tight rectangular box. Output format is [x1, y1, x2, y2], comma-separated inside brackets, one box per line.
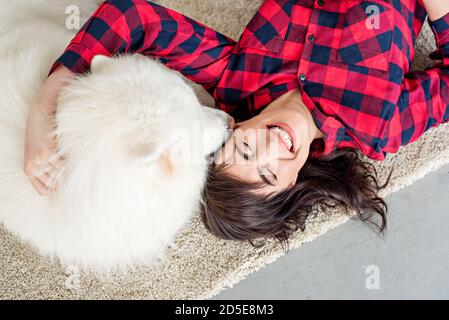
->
[255, 129, 290, 166]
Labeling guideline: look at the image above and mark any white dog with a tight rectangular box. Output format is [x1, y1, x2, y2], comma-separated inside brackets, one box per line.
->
[0, 0, 231, 270]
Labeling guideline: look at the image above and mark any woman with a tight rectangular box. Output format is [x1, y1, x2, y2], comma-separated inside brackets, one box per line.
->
[25, 0, 449, 245]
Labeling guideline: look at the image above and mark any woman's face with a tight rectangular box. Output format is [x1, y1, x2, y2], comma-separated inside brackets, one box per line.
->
[214, 89, 322, 194]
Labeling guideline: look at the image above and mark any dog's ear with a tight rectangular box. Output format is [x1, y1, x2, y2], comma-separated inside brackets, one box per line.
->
[91, 55, 113, 73]
[129, 141, 170, 167]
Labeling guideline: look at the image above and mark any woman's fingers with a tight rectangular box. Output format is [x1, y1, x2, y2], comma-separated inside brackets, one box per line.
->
[30, 158, 54, 176]
[47, 153, 65, 169]
[36, 168, 57, 188]
[29, 176, 52, 196]
[24, 154, 62, 195]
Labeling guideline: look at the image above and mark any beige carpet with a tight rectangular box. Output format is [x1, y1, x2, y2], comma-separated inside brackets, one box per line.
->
[1, 0, 449, 300]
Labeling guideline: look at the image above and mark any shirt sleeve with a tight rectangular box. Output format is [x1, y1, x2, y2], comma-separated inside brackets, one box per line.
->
[384, 12, 449, 154]
[49, 0, 237, 94]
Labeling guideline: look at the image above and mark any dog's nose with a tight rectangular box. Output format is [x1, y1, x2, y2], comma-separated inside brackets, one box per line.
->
[227, 115, 235, 129]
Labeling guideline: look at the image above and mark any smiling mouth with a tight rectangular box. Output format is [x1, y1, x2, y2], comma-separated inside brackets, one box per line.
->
[267, 124, 295, 153]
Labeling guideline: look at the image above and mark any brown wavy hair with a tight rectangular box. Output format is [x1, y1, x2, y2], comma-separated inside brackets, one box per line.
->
[200, 148, 391, 248]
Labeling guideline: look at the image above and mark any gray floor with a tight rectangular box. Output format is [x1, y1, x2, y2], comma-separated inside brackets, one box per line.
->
[213, 164, 449, 300]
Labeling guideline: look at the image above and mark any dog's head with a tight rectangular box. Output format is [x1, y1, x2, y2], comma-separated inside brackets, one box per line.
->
[55, 54, 232, 173]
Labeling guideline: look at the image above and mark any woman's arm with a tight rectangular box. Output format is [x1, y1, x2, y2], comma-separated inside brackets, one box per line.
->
[24, 65, 74, 195]
[422, 0, 449, 21]
[37, 65, 75, 115]
[26, 0, 237, 195]
[383, 2, 449, 154]
[49, 0, 236, 93]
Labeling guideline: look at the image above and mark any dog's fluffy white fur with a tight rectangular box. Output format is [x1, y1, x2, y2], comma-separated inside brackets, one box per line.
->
[0, 0, 231, 270]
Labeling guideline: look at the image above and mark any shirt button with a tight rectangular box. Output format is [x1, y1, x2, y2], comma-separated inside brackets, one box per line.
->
[318, 0, 324, 6]
[307, 34, 315, 42]
[299, 73, 306, 81]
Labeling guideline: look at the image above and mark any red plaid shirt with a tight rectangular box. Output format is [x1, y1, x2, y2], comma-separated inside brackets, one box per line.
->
[50, 0, 449, 160]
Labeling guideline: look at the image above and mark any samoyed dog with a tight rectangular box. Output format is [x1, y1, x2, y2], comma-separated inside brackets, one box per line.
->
[0, 0, 231, 270]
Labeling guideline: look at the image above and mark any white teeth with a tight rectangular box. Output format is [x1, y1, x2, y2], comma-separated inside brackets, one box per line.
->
[269, 126, 293, 150]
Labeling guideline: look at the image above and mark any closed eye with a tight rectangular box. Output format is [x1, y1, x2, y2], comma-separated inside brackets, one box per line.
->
[234, 138, 277, 186]
[235, 141, 252, 160]
[266, 167, 278, 181]
[258, 167, 277, 186]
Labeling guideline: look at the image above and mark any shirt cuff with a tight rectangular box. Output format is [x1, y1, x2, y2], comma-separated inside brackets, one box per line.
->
[48, 42, 95, 77]
[428, 12, 449, 62]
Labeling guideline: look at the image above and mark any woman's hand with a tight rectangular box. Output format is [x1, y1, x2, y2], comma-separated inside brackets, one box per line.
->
[23, 66, 74, 196]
